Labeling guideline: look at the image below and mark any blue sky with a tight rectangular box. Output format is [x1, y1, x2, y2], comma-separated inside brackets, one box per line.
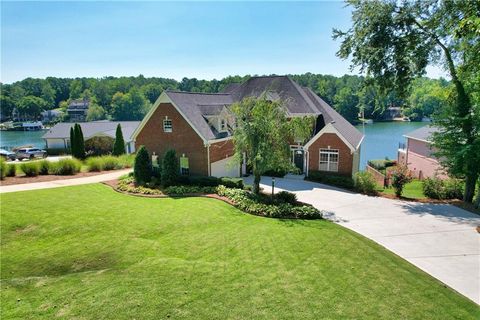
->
[1, 1, 445, 83]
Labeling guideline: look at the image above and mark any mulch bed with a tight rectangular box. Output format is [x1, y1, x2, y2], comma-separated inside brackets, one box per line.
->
[0, 171, 111, 186]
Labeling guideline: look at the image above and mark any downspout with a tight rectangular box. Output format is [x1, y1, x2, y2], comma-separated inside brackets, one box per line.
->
[207, 143, 211, 176]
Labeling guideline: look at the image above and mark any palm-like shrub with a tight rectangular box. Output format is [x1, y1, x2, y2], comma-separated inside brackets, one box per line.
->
[20, 162, 40, 177]
[50, 158, 82, 175]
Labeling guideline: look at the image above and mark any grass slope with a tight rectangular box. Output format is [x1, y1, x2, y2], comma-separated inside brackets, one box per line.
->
[381, 180, 426, 199]
[1, 184, 478, 319]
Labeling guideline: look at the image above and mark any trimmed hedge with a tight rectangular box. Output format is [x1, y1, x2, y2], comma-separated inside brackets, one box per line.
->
[38, 160, 50, 175]
[5, 164, 16, 177]
[216, 186, 322, 219]
[163, 185, 217, 195]
[274, 191, 297, 204]
[307, 171, 354, 189]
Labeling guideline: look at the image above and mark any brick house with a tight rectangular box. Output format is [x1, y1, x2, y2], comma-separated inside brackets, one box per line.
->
[133, 76, 364, 177]
[398, 125, 447, 179]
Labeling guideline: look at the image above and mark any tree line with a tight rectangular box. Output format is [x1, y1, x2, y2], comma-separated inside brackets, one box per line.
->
[0, 73, 448, 124]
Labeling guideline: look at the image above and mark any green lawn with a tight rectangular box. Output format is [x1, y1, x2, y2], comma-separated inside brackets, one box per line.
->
[380, 179, 426, 199]
[1, 184, 478, 319]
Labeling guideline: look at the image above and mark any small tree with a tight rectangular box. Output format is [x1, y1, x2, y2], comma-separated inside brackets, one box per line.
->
[69, 126, 76, 156]
[112, 124, 125, 156]
[391, 165, 413, 197]
[134, 145, 152, 185]
[231, 95, 291, 194]
[161, 149, 179, 187]
[73, 124, 86, 159]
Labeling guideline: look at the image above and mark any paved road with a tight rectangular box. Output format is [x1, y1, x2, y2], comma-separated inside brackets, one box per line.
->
[244, 175, 480, 304]
[0, 169, 131, 193]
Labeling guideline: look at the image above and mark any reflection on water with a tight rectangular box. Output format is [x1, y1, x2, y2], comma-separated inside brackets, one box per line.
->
[0, 130, 47, 150]
[356, 122, 426, 168]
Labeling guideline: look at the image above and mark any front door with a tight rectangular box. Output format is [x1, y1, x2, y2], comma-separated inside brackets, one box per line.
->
[292, 149, 304, 173]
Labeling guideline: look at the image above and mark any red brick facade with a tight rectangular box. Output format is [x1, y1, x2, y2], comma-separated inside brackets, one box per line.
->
[307, 133, 353, 176]
[135, 103, 209, 175]
[210, 139, 235, 163]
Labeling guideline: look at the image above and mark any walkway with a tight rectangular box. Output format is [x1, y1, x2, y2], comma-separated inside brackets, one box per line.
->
[0, 169, 131, 193]
[244, 176, 480, 304]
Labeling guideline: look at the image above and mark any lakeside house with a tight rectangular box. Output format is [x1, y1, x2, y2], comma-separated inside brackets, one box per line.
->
[397, 125, 447, 179]
[132, 75, 364, 178]
[67, 99, 90, 122]
[43, 121, 140, 154]
[41, 109, 64, 122]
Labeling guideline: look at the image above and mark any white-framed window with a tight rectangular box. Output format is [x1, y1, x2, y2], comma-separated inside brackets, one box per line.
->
[319, 149, 339, 172]
[163, 118, 172, 132]
[219, 118, 227, 132]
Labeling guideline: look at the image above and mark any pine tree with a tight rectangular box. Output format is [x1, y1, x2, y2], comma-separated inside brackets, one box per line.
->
[161, 149, 179, 187]
[69, 126, 76, 157]
[74, 124, 86, 159]
[112, 123, 125, 156]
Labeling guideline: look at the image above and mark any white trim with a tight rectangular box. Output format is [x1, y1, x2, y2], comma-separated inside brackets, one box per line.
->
[355, 135, 365, 150]
[207, 136, 232, 144]
[303, 123, 356, 152]
[404, 135, 432, 144]
[318, 148, 339, 172]
[131, 91, 207, 143]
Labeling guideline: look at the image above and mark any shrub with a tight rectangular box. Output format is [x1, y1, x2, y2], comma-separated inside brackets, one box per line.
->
[134, 146, 152, 185]
[112, 123, 126, 156]
[50, 158, 81, 175]
[263, 168, 287, 178]
[161, 149, 179, 187]
[368, 159, 397, 171]
[354, 171, 378, 195]
[20, 162, 40, 177]
[117, 154, 135, 168]
[423, 177, 464, 200]
[391, 165, 413, 197]
[274, 191, 297, 204]
[86, 157, 104, 172]
[117, 176, 162, 195]
[38, 160, 50, 175]
[163, 185, 217, 195]
[0, 158, 6, 180]
[188, 176, 220, 186]
[5, 164, 16, 177]
[307, 171, 354, 189]
[101, 156, 118, 171]
[216, 185, 322, 219]
[220, 177, 244, 189]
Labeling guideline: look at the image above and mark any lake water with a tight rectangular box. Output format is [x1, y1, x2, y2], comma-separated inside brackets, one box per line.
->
[356, 121, 425, 168]
[0, 122, 427, 166]
[0, 130, 47, 150]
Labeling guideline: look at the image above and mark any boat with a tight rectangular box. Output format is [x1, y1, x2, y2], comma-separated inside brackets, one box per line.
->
[9, 121, 43, 131]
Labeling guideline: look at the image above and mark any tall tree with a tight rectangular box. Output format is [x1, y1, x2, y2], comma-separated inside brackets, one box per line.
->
[86, 103, 106, 121]
[17, 96, 46, 120]
[73, 124, 86, 159]
[110, 88, 150, 121]
[231, 95, 291, 194]
[112, 124, 126, 156]
[333, 0, 480, 202]
[69, 126, 76, 156]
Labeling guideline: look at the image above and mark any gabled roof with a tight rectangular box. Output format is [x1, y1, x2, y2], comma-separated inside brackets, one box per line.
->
[404, 125, 439, 143]
[43, 121, 141, 142]
[302, 87, 364, 149]
[134, 76, 364, 149]
[68, 99, 90, 109]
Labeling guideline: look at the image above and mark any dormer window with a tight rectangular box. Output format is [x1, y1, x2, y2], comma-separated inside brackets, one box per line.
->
[163, 118, 172, 132]
[219, 118, 227, 132]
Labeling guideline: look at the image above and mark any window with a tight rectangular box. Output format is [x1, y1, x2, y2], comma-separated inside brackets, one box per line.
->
[219, 118, 227, 132]
[180, 155, 189, 175]
[163, 119, 172, 132]
[319, 149, 339, 172]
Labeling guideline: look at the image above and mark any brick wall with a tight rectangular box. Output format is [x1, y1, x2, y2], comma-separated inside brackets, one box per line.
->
[307, 133, 353, 176]
[135, 103, 209, 175]
[210, 139, 235, 163]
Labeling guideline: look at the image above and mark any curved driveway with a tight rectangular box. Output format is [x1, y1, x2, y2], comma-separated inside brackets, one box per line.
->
[244, 176, 480, 304]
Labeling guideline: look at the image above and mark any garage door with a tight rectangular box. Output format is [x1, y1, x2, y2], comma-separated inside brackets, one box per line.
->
[211, 156, 240, 177]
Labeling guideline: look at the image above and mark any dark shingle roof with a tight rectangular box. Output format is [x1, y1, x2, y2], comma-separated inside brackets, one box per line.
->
[404, 125, 439, 142]
[68, 99, 90, 109]
[43, 121, 141, 141]
[302, 87, 364, 149]
[161, 76, 363, 148]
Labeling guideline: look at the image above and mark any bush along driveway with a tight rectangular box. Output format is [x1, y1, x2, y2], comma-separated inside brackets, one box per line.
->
[243, 175, 480, 304]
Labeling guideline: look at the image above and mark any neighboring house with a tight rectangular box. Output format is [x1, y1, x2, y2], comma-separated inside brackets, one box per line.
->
[43, 121, 140, 153]
[67, 99, 90, 122]
[397, 125, 447, 179]
[41, 109, 64, 122]
[133, 76, 364, 178]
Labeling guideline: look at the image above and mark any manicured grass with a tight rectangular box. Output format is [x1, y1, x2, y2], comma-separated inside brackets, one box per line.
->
[381, 179, 426, 199]
[1, 184, 478, 319]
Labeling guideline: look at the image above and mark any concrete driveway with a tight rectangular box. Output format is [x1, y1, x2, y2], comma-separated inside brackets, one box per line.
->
[243, 175, 480, 304]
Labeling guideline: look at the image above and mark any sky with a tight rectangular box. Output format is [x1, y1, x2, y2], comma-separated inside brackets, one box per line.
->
[1, 1, 446, 84]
